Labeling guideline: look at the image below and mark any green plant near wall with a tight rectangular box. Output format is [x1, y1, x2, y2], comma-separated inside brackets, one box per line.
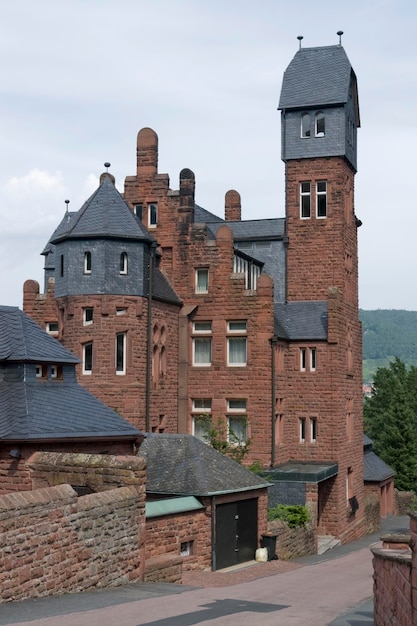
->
[267, 504, 310, 528]
[197, 415, 251, 464]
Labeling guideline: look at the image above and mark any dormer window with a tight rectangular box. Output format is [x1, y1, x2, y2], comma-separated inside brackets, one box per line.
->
[315, 112, 325, 137]
[35, 364, 47, 379]
[301, 113, 311, 138]
[51, 365, 63, 380]
[120, 252, 128, 275]
[84, 251, 92, 274]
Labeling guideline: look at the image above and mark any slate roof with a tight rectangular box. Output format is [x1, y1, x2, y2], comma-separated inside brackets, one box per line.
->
[274, 301, 328, 340]
[207, 218, 285, 241]
[0, 379, 141, 441]
[140, 433, 269, 496]
[364, 450, 396, 482]
[0, 306, 140, 441]
[153, 268, 182, 305]
[279, 45, 356, 110]
[0, 306, 78, 363]
[363, 434, 396, 482]
[194, 203, 223, 224]
[50, 175, 154, 244]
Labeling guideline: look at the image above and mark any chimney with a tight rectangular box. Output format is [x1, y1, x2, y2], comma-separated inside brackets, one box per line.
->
[225, 190, 241, 221]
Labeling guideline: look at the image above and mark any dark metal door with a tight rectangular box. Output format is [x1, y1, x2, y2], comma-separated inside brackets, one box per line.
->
[215, 498, 258, 570]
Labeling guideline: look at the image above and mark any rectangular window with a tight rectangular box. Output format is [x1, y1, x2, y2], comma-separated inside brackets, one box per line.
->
[316, 181, 327, 218]
[310, 417, 317, 443]
[35, 364, 47, 379]
[192, 399, 211, 442]
[227, 399, 247, 444]
[180, 541, 194, 557]
[84, 251, 92, 274]
[46, 322, 59, 336]
[310, 348, 317, 371]
[116, 333, 126, 374]
[300, 348, 307, 371]
[148, 203, 158, 228]
[227, 321, 247, 367]
[134, 204, 143, 219]
[300, 182, 311, 219]
[192, 322, 212, 366]
[82, 342, 93, 375]
[60, 255, 64, 277]
[83, 307, 93, 326]
[50, 365, 63, 380]
[299, 417, 306, 443]
[195, 268, 209, 294]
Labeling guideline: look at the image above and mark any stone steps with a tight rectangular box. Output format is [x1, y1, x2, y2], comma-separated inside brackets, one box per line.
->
[317, 535, 341, 555]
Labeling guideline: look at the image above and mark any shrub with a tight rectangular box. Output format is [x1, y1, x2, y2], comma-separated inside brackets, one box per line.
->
[267, 504, 310, 528]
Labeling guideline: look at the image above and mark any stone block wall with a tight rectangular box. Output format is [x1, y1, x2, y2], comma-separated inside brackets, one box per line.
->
[0, 452, 146, 603]
[371, 513, 417, 625]
[0, 484, 143, 603]
[145, 508, 211, 570]
[267, 519, 316, 560]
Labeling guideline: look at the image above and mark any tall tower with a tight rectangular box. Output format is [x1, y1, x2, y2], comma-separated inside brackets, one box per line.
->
[277, 38, 365, 542]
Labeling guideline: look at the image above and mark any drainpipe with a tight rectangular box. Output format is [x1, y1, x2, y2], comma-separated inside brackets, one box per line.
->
[270, 337, 278, 468]
[145, 242, 157, 432]
[211, 496, 216, 571]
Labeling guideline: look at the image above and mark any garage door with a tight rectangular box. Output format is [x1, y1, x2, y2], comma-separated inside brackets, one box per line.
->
[215, 498, 258, 570]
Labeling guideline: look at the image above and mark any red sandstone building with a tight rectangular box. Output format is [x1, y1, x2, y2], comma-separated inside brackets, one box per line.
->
[23, 41, 368, 542]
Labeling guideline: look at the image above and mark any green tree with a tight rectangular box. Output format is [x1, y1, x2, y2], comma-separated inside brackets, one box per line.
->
[364, 358, 417, 492]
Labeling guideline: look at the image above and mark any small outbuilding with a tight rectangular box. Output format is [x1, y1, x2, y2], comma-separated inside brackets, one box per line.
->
[141, 433, 270, 571]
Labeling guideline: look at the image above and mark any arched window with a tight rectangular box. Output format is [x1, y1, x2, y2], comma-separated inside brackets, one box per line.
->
[301, 113, 310, 138]
[84, 251, 92, 274]
[315, 112, 325, 137]
[120, 252, 128, 274]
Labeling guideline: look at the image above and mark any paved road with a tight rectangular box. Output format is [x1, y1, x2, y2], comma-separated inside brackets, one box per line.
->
[0, 516, 408, 626]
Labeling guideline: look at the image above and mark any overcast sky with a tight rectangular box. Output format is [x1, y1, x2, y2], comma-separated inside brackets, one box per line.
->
[1, 0, 415, 310]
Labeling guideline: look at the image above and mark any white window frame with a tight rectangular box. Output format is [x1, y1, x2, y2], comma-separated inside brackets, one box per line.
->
[83, 307, 93, 326]
[195, 268, 209, 294]
[315, 112, 325, 137]
[192, 399, 212, 441]
[192, 322, 212, 367]
[310, 348, 317, 371]
[84, 251, 92, 274]
[227, 399, 248, 445]
[35, 364, 46, 379]
[301, 112, 311, 138]
[227, 321, 247, 367]
[300, 182, 311, 219]
[82, 342, 93, 375]
[148, 203, 158, 228]
[316, 181, 327, 219]
[46, 322, 59, 336]
[116, 332, 127, 375]
[116, 308, 127, 316]
[120, 252, 128, 275]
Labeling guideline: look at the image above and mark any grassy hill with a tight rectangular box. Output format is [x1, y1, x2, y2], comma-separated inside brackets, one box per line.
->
[360, 309, 417, 383]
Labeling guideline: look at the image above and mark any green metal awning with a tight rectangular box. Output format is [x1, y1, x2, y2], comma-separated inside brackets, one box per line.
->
[266, 462, 339, 484]
[146, 496, 204, 518]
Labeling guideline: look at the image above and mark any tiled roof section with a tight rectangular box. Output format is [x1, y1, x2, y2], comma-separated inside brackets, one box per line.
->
[50, 176, 153, 243]
[194, 203, 223, 224]
[41, 212, 77, 255]
[274, 301, 328, 340]
[152, 268, 182, 305]
[0, 306, 78, 363]
[141, 434, 269, 496]
[0, 378, 140, 440]
[207, 218, 286, 241]
[364, 450, 396, 482]
[279, 45, 353, 110]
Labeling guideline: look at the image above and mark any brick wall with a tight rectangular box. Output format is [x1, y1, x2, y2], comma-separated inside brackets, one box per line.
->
[0, 442, 136, 495]
[146, 508, 211, 570]
[0, 486, 142, 602]
[371, 513, 417, 625]
[0, 452, 146, 603]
